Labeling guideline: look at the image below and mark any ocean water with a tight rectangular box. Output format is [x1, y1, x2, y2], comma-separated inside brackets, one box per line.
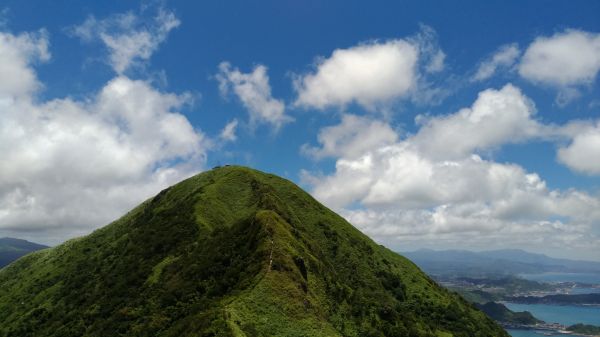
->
[504, 303, 600, 326]
[505, 303, 600, 337]
[504, 272, 600, 336]
[506, 329, 562, 337]
[519, 272, 600, 284]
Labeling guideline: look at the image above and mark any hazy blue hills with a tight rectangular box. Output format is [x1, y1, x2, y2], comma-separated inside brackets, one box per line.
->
[0, 166, 507, 337]
[0, 237, 48, 268]
[402, 249, 600, 277]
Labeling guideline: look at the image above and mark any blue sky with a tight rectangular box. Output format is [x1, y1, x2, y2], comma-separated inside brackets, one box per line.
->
[0, 0, 599, 260]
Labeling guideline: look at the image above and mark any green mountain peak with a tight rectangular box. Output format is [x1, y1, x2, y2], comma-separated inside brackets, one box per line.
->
[0, 166, 507, 337]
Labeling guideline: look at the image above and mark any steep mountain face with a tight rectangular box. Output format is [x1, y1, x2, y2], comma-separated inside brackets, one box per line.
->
[0, 237, 48, 268]
[0, 166, 508, 337]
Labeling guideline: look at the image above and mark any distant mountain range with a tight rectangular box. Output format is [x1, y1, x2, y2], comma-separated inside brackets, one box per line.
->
[0, 237, 48, 268]
[402, 249, 600, 277]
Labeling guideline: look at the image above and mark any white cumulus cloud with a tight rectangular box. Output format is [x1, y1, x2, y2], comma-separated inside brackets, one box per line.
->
[0, 29, 208, 244]
[558, 122, 600, 175]
[219, 119, 239, 142]
[519, 30, 600, 86]
[71, 8, 180, 74]
[302, 84, 600, 257]
[412, 84, 543, 160]
[293, 39, 419, 110]
[472, 43, 520, 81]
[293, 26, 448, 111]
[217, 62, 292, 130]
[0, 30, 49, 98]
[301, 114, 398, 160]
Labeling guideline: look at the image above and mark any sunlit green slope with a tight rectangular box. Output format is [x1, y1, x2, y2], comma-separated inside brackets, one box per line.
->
[0, 166, 508, 337]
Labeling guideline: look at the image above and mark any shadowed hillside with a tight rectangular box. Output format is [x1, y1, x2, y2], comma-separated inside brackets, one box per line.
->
[0, 238, 48, 268]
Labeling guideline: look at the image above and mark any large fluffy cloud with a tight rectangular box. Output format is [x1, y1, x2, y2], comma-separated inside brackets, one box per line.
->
[293, 27, 448, 111]
[71, 8, 180, 74]
[303, 84, 600, 256]
[472, 30, 600, 105]
[0, 29, 208, 244]
[301, 114, 398, 160]
[558, 122, 600, 175]
[519, 30, 600, 86]
[217, 62, 292, 130]
[293, 39, 421, 110]
[0, 30, 49, 98]
[411, 84, 544, 160]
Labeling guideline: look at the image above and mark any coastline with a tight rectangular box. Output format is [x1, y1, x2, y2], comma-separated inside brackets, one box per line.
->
[505, 323, 600, 337]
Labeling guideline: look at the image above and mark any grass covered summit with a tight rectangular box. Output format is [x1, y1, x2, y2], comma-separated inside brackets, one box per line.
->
[0, 166, 507, 337]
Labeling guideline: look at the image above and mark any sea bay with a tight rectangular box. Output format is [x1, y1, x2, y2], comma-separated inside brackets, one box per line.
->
[507, 329, 558, 337]
[505, 302, 600, 336]
[504, 302, 600, 326]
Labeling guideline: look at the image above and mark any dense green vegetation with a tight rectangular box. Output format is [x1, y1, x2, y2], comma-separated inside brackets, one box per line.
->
[0, 166, 508, 337]
[453, 289, 501, 304]
[475, 302, 540, 325]
[567, 324, 600, 335]
[0, 237, 48, 268]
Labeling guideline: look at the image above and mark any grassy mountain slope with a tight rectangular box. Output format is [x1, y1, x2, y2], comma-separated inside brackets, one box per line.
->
[0, 166, 508, 337]
[0, 237, 48, 268]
